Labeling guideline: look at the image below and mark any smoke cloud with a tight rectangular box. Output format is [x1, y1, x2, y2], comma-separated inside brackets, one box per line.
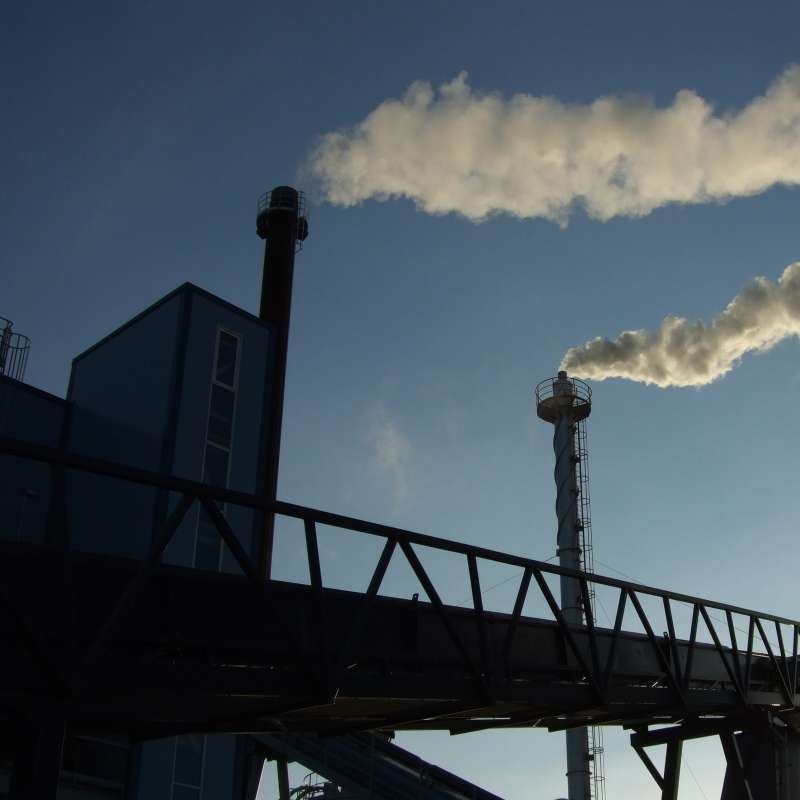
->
[561, 263, 800, 387]
[368, 406, 414, 508]
[309, 67, 800, 223]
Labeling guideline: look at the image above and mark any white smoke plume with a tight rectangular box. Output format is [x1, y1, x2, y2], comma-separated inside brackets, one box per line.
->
[309, 67, 800, 223]
[368, 406, 414, 508]
[561, 263, 800, 387]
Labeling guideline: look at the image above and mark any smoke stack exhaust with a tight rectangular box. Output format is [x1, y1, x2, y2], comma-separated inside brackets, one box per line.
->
[256, 186, 309, 578]
[535, 371, 595, 800]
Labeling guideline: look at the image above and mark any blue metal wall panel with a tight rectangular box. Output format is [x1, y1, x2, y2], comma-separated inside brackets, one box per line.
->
[166, 290, 271, 573]
[0, 285, 271, 799]
[0, 377, 66, 544]
[66, 294, 180, 559]
[135, 739, 175, 800]
[203, 735, 238, 800]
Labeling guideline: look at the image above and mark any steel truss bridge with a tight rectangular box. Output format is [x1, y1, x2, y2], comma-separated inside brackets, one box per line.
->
[2, 435, 799, 799]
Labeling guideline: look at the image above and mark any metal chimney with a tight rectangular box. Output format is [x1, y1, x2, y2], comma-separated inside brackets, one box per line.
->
[256, 186, 309, 578]
[535, 371, 596, 800]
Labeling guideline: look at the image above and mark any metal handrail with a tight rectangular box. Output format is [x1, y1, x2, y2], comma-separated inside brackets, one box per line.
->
[257, 188, 307, 218]
[0, 317, 30, 382]
[256, 189, 309, 252]
[0, 433, 797, 630]
[3, 432, 799, 724]
[4, 432, 792, 795]
[534, 374, 591, 407]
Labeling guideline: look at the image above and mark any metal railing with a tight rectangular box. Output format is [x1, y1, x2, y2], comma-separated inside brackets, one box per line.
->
[257, 188, 307, 217]
[257, 188, 309, 251]
[1, 434, 799, 722]
[535, 374, 591, 418]
[0, 317, 30, 382]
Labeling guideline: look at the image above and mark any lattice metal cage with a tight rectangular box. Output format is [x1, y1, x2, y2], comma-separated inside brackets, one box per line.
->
[0, 317, 30, 382]
[256, 188, 309, 251]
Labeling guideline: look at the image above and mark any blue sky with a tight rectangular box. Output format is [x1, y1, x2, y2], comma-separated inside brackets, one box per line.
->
[4, 2, 800, 797]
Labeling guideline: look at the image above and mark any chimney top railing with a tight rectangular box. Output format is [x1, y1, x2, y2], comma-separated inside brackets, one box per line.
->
[0, 317, 30, 382]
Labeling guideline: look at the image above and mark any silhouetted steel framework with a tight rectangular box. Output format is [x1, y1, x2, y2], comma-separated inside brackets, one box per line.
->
[254, 732, 505, 800]
[2, 434, 799, 799]
[536, 372, 599, 800]
[255, 187, 309, 580]
[0, 317, 30, 382]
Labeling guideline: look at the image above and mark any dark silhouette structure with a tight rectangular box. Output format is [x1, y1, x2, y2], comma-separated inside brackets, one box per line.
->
[256, 187, 309, 580]
[255, 732, 505, 800]
[0, 317, 30, 382]
[536, 372, 599, 800]
[2, 432, 800, 797]
[2, 189, 799, 799]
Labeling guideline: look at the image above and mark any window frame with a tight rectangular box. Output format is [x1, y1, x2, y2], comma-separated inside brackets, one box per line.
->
[212, 328, 242, 392]
[192, 326, 242, 572]
[170, 734, 206, 800]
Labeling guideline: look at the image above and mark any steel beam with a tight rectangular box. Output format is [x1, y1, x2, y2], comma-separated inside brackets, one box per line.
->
[2, 434, 800, 745]
[3, 433, 799, 630]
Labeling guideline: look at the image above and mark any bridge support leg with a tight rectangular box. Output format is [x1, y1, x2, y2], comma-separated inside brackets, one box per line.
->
[241, 741, 266, 800]
[276, 757, 291, 800]
[719, 731, 755, 800]
[662, 740, 682, 800]
[631, 730, 682, 800]
[773, 731, 800, 800]
[8, 717, 64, 800]
[715, 723, 800, 800]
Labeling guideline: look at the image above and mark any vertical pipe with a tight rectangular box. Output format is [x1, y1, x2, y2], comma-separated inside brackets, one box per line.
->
[552, 408, 592, 800]
[256, 188, 304, 579]
[538, 372, 593, 800]
[553, 411, 582, 623]
[276, 758, 291, 800]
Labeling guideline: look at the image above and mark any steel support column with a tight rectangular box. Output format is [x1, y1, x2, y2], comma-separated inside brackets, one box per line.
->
[662, 741, 682, 800]
[8, 717, 64, 800]
[776, 732, 800, 800]
[276, 757, 291, 800]
[631, 734, 682, 800]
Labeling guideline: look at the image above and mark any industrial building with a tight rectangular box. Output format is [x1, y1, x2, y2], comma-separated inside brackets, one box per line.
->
[1, 284, 271, 797]
[3, 189, 800, 800]
[0, 279, 512, 800]
[0, 187, 508, 800]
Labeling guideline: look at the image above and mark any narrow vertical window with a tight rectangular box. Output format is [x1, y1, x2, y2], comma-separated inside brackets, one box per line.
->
[215, 331, 239, 387]
[194, 328, 240, 571]
[172, 734, 205, 799]
[207, 384, 235, 448]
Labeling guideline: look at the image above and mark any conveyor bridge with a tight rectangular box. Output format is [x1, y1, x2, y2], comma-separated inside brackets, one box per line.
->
[2, 435, 799, 799]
